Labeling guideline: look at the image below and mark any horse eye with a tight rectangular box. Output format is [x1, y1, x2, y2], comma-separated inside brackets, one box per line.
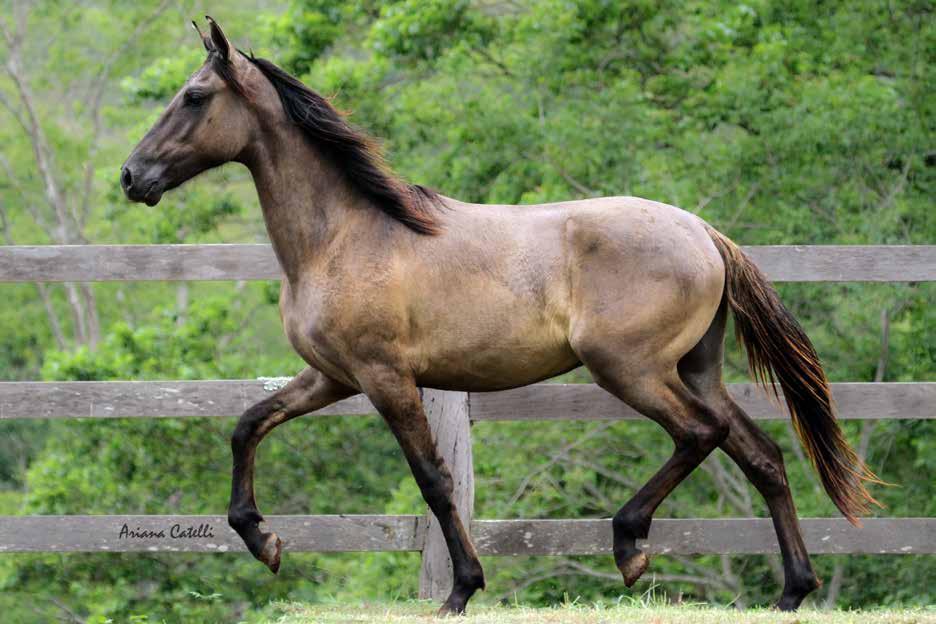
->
[184, 91, 207, 107]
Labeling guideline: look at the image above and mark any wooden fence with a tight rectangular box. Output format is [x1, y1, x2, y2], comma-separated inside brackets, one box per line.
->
[0, 244, 934, 601]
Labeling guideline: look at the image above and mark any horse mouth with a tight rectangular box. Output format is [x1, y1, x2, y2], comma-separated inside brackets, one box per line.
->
[123, 178, 164, 206]
[142, 181, 163, 206]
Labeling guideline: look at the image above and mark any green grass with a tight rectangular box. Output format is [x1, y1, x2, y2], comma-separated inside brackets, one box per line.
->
[261, 602, 936, 624]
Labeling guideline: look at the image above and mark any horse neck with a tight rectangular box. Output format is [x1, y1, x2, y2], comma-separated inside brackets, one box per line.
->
[243, 130, 371, 283]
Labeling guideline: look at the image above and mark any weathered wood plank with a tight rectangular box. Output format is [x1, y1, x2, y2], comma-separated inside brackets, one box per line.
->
[0, 380, 375, 419]
[419, 390, 474, 600]
[470, 382, 935, 422]
[1, 245, 933, 282]
[0, 244, 280, 282]
[1, 381, 931, 421]
[471, 518, 936, 555]
[744, 245, 936, 282]
[1, 516, 931, 555]
[0, 515, 425, 553]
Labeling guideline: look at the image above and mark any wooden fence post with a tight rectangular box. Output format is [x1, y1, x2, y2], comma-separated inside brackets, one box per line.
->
[418, 389, 474, 601]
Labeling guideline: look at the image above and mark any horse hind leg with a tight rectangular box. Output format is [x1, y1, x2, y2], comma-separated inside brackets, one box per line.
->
[678, 300, 820, 609]
[609, 374, 729, 585]
[579, 338, 730, 586]
[718, 400, 821, 609]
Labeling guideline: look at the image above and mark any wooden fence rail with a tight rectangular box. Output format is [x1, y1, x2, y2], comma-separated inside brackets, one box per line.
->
[1, 243, 933, 601]
[1, 516, 933, 555]
[0, 244, 934, 282]
[1, 382, 934, 421]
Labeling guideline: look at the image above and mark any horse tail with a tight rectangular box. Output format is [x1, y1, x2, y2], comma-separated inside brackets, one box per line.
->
[705, 224, 884, 525]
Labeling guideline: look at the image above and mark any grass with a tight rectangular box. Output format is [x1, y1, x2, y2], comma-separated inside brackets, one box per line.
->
[262, 601, 936, 624]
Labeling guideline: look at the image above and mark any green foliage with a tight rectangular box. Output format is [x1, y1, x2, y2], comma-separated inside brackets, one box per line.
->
[261, 1, 347, 75]
[120, 48, 206, 101]
[370, 0, 493, 61]
[0, 0, 933, 622]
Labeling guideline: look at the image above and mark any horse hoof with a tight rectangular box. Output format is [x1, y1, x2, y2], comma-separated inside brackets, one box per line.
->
[437, 591, 470, 617]
[775, 574, 820, 611]
[436, 602, 464, 617]
[775, 594, 805, 612]
[619, 551, 649, 587]
[258, 532, 282, 574]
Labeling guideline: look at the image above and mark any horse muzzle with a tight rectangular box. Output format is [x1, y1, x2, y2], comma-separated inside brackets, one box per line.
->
[120, 161, 166, 206]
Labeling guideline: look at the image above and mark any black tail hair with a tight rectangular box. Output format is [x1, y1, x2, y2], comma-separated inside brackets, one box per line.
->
[707, 226, 885, 525]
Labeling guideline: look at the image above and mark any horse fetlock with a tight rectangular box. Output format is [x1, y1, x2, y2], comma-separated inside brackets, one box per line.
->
[438, 586, 474, 616]
[438, 565, 485, 616]
[777, 570, 820, 611]
[228, 508, 282, 573]
[612, 507, 650, 539]
[459, 562, 486, 592]
[227, 506, 263, 531]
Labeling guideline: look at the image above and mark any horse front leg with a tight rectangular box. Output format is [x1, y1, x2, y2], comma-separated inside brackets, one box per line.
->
[359, 370, 485, 615]
[228, 367, 357, 573]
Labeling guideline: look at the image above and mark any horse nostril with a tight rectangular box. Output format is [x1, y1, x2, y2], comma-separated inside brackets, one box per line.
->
[121, 166, 133, 190]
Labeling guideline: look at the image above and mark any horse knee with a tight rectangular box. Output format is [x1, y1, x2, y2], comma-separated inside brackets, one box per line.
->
[231, 400, 280, 453]
[424, 470, 454, 505]
[414, 459, 455, 511]
[231, 420, 255, 454]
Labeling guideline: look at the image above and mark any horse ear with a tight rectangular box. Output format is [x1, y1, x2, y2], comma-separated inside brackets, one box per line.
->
[191, 21, 211, 53]
[206, 16, 230, 61]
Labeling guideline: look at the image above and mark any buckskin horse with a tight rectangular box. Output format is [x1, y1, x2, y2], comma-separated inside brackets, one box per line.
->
[120, 17, 881, 615]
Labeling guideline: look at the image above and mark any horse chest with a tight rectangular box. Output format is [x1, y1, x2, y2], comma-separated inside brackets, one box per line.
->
[279, 285, 363, 389]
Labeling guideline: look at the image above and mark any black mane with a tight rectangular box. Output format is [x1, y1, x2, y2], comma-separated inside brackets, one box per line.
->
[212, 52, 442, 235]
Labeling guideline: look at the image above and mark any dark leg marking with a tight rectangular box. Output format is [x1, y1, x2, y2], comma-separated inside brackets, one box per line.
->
[719, 399, 820, 610]
[227, 368, 355, 573]
[365, 379, 484, 615]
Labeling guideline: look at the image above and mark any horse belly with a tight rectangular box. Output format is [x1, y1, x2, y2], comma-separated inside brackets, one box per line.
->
[412, 312, 579, 392]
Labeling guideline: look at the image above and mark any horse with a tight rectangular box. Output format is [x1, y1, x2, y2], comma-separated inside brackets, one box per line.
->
[120, 17, 881, 615]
